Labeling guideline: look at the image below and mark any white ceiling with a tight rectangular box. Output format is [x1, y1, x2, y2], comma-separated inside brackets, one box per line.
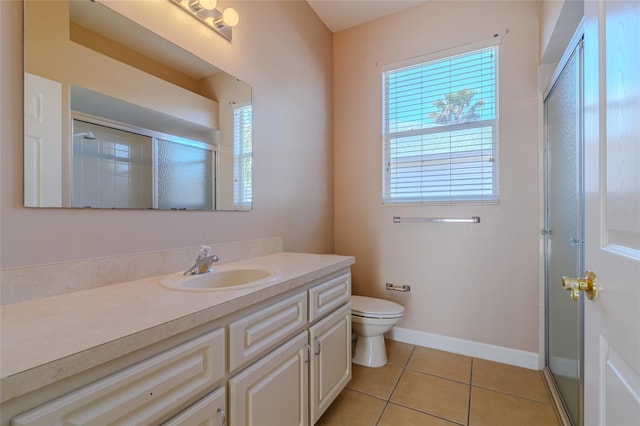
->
[306, 0, 429, 33]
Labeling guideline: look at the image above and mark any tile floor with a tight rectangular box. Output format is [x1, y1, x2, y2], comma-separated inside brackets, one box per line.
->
[317, 340, 561, 426]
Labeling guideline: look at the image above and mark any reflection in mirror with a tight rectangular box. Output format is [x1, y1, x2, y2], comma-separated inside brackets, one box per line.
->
[23, 0, 252, 210]
[71, 116, 215, 210]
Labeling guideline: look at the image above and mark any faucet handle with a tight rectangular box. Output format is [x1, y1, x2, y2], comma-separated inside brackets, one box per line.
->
[199, 245, 213, 257]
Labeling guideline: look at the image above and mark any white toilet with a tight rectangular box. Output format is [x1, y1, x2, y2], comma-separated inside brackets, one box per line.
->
[351, 295, 405, 368]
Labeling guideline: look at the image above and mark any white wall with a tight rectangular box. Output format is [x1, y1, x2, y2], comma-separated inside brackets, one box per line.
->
[0, 0, 334, 269]
[334, 1, 541, 353]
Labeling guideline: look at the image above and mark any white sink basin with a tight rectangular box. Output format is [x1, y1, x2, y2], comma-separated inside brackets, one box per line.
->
[160, 265, 278, 291]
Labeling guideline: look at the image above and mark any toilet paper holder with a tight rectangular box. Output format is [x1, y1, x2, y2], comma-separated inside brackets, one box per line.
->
[386, 283, 411, 292]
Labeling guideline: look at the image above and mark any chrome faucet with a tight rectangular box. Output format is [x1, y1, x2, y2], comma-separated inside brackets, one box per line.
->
[184, 245, 220, 276]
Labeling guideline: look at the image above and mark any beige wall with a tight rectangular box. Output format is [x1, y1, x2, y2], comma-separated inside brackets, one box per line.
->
[539, 0, 583, 65]
[334, 1, 541, 352]
[2, 0, 546, 356]
[0, 0, 334, 268]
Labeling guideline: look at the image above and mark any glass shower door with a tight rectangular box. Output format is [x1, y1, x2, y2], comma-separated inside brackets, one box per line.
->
[544, 40, 583, 425]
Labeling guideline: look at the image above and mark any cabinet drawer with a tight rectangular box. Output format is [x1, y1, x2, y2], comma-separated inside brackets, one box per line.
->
[12, 328, 225, 426]
[162, 386, 226, 426]
[229, 292, 307, 373]
[308, 273, 351, 322]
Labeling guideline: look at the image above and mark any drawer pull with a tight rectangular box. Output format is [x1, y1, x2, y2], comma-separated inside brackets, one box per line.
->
[217, 408, 226, 426]
[304, 344, 311, 363]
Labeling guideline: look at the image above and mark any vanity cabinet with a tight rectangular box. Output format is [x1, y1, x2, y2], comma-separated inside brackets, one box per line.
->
[227, 306, 351, 426]
[228, 272, 351, 425]
[8, 270, 352, 426]
[11, 328, 226, 425]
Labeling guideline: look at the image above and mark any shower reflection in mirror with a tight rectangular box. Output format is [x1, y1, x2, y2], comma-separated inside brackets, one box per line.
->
[71, 117, 215, 210]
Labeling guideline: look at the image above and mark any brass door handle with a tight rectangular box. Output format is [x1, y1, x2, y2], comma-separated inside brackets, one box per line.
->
[562, 271, 597, 301]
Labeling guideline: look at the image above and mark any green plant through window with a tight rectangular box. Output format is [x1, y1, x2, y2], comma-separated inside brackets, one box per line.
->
[430, 89, 486, 125]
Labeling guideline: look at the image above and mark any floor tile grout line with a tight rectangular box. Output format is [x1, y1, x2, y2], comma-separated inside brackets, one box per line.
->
[403, 366, 473, 386]
[470, 383, 555, 405]
[339, 341, 558, 426]
[384, 344, 471, 426]
[401, 345, 416, 369]
[386, 344, 416, 372]
[469, 355, 553, 404]
[373, 401, 390, 426]
[343, 386, 390, 403]
[467, 358, 474, 426]
[375, 345, 421, 425]
[385, 344, 416, 402]
[385, 401, 467, 426]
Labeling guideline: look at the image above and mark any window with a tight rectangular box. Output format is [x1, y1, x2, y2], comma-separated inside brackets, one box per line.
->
[382, 41, 499, 204]
[233, 104, 252, 208]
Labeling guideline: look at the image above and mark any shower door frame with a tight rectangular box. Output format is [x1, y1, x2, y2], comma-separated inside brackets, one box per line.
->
[542, 23, 585, 426]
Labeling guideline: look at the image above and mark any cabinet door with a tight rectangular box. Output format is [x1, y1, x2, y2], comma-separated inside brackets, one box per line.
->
[162, 387, 226, 426]
[228, 332, 309, 426]
[309, 304, 351, 424]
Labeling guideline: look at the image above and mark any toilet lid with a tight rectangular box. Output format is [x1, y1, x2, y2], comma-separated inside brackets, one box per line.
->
[351, 295, 405, 318]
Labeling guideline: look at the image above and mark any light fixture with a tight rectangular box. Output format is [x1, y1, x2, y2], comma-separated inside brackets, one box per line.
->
[172, 0, 239, 41]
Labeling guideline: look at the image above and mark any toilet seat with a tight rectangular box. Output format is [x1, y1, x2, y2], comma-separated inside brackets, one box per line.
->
[351, 295, 404, 319]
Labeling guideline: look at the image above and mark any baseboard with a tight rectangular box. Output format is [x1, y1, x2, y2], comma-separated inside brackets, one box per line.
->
[386, 327, 541, 370]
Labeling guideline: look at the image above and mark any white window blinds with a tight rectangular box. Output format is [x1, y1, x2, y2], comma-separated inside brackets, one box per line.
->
[383, 42, 499, 204]
[233, 104, 252, 208]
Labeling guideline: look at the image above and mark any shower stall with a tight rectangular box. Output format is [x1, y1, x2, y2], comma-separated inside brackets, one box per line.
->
[543, 34, 584, 426]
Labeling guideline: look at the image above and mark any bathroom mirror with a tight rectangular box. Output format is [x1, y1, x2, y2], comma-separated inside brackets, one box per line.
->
[24, 0, 252, 210]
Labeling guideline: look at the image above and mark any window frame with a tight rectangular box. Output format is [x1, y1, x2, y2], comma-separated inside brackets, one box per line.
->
[382, 37, 501, 205]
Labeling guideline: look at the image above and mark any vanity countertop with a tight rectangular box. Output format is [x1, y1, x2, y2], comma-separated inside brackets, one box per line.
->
[0, 252, 355, 403]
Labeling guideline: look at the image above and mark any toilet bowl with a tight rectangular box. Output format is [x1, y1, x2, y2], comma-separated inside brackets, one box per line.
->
[351, 295, 404, 367]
